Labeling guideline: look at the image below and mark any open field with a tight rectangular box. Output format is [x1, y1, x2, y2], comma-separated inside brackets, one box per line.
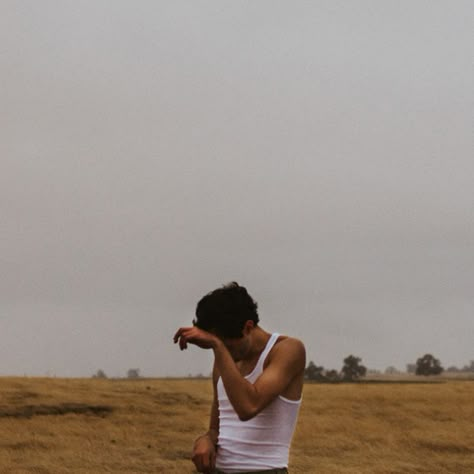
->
[0, 377, 473, 473]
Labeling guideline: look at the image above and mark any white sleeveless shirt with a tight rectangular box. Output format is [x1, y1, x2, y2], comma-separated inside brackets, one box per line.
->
[216, 333, 302, 473]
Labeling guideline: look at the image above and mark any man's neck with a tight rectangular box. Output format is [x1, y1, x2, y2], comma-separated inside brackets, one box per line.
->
[247, 327, 271, 360]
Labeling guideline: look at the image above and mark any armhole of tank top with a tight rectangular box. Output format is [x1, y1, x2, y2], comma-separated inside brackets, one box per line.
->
[245, 332, 280, 379]
[278, 394, 303, 404]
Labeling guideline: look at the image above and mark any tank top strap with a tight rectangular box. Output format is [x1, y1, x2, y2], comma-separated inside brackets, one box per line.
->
[253, 332, 280, 374]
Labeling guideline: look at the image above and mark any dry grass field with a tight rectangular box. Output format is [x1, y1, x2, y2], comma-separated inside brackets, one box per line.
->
[0, 377, 473, 473]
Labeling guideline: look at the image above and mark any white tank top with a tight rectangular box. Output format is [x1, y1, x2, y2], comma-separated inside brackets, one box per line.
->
[216, 333, 302, 473]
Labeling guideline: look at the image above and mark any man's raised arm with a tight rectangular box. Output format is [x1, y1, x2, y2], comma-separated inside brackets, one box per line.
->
[213, 337, 305, 421]
[173, 325, 305, 421]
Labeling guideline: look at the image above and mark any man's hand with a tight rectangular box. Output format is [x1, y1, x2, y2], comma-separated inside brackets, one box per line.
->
[173, 326, 219, 351]
[192, 434, 216, 473]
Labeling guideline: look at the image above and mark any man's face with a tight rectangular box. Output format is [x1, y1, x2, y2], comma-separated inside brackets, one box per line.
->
[220, 334, 251, 362]
[208, 320, 254, 361]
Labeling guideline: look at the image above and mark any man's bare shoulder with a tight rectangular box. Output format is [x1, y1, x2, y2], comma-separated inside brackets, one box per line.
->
[276, 335, 305, 350]
[268, 336, 306, 367]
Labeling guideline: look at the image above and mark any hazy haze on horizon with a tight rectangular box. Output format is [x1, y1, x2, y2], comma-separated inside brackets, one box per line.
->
[1, 1, 473, 377]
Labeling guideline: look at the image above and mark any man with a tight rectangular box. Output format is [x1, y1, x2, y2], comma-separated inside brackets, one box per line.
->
[174, 282, 305, 474]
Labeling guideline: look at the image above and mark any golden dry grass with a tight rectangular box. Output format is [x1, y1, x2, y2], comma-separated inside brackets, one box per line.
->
[0, 377, 473, 473]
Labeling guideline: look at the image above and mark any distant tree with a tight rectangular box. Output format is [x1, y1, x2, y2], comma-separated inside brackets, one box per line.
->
[341, 355, 367, 381]
[127, 368, 141, 379]
[415, 354, 443, 376]
[304, 361, 325, 381]
[92, 369, 107, 379]
[447, 361, 474, 373]
[463, 361, 474, 373]
[385, 366, 400, 375]
[325, 369, 340, 382]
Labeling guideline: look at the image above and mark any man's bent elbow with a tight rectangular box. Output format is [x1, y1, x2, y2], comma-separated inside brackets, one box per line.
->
[238, 412, 255, 422]
[236, 405, 259, 422]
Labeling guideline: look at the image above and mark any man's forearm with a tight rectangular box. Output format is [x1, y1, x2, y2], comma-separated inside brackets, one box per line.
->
[212, 340, 259, 421]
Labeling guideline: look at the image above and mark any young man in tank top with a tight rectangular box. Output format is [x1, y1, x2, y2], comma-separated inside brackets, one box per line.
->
[174, 282, 306, 474]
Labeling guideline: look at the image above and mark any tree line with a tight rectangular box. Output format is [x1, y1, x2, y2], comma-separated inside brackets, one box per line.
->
[304, 355, 367, 382]
[92, 368, 141, 379]
[304, 354, 474, 382]
[90, 356, 473, 380]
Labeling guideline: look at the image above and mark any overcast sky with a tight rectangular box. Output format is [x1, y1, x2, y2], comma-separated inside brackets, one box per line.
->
[1, 1, 473, 377]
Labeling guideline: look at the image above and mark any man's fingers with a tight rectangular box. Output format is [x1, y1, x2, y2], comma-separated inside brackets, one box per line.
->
[175, 326, 214, 351]
[173, 327, 187, 343]
[192, 453, 208, 473]
[210, 450, 216, 470]
[174, 327, 192, 350]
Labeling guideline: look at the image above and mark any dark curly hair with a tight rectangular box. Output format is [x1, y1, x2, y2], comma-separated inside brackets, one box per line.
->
[194, 282, 259, 338]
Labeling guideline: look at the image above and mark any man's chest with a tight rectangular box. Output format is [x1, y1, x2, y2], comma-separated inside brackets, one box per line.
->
[236, 356, 260, 377]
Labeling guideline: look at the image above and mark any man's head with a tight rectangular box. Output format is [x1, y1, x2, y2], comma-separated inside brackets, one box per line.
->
[194, 282, 259, 340]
